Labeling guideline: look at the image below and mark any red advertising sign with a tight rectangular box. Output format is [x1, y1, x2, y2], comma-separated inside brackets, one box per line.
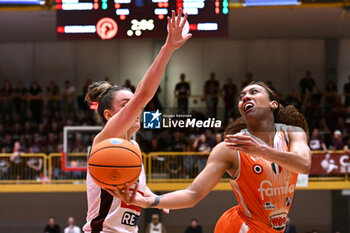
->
[310, 152, 350, 175]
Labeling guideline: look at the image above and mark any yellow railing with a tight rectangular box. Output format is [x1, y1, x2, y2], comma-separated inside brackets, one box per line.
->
[0, 151, 349, 191]
[0, 153, 47, 184]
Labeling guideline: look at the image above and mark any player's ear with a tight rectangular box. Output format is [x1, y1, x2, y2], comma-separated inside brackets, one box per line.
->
[103, 109, 113, 121]
[270, 100, 278, 110]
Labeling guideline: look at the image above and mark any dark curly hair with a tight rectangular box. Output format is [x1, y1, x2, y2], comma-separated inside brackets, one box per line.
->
[225, 81, 309, 136]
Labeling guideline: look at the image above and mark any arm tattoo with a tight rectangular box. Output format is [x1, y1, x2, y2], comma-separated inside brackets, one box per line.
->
[149, 195, 163, 207]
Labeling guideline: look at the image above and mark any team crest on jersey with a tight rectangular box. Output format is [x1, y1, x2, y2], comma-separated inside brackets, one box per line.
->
[271, 163, 282, 175]
[253, 164, 263, 174]
[263, 202, 276, 210]
[286, 196, 291, 207]
[270, 212, 287, 231]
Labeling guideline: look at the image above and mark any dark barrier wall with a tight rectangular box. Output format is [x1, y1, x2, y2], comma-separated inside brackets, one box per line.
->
[0, 190, 348, 233]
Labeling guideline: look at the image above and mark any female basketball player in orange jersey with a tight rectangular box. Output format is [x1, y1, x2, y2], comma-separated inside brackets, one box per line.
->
[82, 9, 191, 233]
[115, 81, 311, 233]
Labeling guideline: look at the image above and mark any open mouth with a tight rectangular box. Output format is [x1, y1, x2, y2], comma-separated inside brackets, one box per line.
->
[243, 102, 254, 113]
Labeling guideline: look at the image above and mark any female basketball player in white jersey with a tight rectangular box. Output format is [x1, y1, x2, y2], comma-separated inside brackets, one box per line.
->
[83, 9, 191, 233]
[115, 81, 312, 233]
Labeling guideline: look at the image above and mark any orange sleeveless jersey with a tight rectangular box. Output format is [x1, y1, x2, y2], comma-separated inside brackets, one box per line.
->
[215, 124, 298, 233]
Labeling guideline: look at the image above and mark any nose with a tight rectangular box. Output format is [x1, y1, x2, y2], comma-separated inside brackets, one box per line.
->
[241, 95, 251, 103]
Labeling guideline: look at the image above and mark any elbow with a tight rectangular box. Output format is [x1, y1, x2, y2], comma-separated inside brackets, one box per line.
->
[299, 160, 311, 174]
[186, 189, 200, 208]
[187, 199, 198, 208]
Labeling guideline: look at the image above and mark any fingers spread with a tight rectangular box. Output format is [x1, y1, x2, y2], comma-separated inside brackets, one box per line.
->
[171, 10, 175, 27]
[167, 16, 171, 29]
[176, 8, 182, 26]
[180, 12, 188, 28]
[130, 183, 139, 202]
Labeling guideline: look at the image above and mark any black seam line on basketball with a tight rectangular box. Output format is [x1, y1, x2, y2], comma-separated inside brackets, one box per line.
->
[89, 164, 142, 168]
[89, 170, 141, 186]
[89, 146, 142, 160]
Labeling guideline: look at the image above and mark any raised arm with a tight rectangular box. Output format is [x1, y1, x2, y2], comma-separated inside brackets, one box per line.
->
[133, 142, 236, 209]
[263, 126, 311, 174]
[225, 126, 311, 174]
[94, 10, 191, 143]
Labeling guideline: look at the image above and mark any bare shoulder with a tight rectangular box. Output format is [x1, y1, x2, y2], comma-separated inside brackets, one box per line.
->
[286, 125, 305, 133]
[209, 142, 238, 164]
[286, 125, 307, 141]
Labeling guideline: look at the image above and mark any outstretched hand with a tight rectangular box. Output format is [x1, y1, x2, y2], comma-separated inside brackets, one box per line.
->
[165, 8, 192, 51]
[105, 183, 150, 208]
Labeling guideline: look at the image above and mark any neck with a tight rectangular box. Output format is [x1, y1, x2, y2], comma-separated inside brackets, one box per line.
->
[246, 117, 276, 146]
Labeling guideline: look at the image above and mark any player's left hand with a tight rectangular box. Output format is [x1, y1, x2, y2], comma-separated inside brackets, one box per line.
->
[224, 134, 267, 157]
[164, 8, 192, 51]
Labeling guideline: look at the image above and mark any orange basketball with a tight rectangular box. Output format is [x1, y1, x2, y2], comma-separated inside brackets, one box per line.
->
[88, 138, 142, 189]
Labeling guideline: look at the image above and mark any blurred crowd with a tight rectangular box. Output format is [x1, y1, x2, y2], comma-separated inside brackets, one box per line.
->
[0, 71, 350, 179]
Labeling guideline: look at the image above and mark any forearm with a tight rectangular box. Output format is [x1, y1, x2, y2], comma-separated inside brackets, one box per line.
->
[145, 188, 198, 210]
[135, 45, 174, 101]
[261, 146, 311, 174]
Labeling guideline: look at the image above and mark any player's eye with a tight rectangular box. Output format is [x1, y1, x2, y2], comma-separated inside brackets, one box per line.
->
[251, 89, 258, 94]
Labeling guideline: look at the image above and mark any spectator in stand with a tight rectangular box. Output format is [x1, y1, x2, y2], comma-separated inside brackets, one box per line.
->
[145, 87, 162, 111]
[214, 132, 223, 147]
[285, 89, 302, 110]
[64, 217, 81, 233]
[193, 134, 211, 173]
[47, 133, 59, 154]
[123, 79, 136, 93]
[284, 217, 297, 233]
[221, 77, 237, 120]
[26, 155, 43, 181]
[2, 134, 13, 153]
[343, 137, 350, 155]
[183, 136, 196, 178]
[0, 124, 4, 143]
[335, 117, 348, 137]
[174, 73, 191, 114]
[167, 155, 181, 178]
[10, 141, 23, 180]
[0, 159, 10, 180]
[46, 81, 61, 114]
[299, 71, 319, 96]
[62, 80, 76, 117]
[241, 72, 253, 89]
[44, 216, 60, 233]
[28, 81, 43, 122]
[1, 80, 13, 121]
[330, 130, 344, 150]
[344, 107, 350, 133]
[146, 213, 167, 233]
[170, 131, 187, 152]
[12, 81, 27, 116]
[317, 117, 332, 148]
[309, 128, 328, 153]
[203, 72, 220, 118]
[324, 80, 340, 117]
[343, 74, 350, 107]
[184, 218, 202, 233]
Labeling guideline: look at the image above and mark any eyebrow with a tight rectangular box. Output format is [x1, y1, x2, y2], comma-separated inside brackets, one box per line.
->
[241, 87, 257, 95]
